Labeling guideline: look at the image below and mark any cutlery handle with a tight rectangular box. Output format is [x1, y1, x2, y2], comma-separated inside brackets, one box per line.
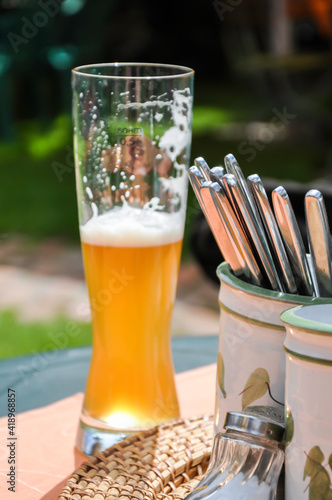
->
[305, 190, 332, 297]
[209, 182, 263, 287]
[248, 174, 297, 295]
[272, 186, 313, 296]
[188, 167, 243, 276]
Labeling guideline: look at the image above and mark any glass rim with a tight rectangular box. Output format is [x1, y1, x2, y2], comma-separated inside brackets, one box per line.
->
[72, 62, 195, 80]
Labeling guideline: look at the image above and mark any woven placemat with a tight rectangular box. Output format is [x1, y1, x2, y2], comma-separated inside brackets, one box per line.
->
[58, 415, 213, 500]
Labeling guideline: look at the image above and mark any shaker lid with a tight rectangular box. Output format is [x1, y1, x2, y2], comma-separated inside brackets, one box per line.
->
[224, 406, 285, 442]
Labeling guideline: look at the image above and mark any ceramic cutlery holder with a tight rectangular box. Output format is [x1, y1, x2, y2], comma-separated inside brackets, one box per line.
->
[214, 262, 332, 435]
[281, 304, 332, 500]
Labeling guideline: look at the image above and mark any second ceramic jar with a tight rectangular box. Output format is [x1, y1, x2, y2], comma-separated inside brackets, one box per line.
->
[281, 303, 332, 500]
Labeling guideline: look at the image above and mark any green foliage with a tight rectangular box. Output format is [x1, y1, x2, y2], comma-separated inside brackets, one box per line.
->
[241, 367, 270, 410]
[0, 310, 91, 360]
[22, 115, 72, 159]
[217, 352, 227, 398]
[285, 408, 294, 447]
[304, 446, 332, 500]
[304, 446, 325, 479]
[192, 106, 232, 135]
[0, 116, 79, 239]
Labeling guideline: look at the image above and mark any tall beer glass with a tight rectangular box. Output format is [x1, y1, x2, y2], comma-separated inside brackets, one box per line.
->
[72, 63, 194, 455]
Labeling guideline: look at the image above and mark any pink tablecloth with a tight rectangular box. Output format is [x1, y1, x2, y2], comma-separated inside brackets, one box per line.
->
[0, 364, 216, 500]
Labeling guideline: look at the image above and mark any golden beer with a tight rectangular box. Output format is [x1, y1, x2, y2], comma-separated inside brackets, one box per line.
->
[73, 63, 194, 453]
[80, 209, 182, 430]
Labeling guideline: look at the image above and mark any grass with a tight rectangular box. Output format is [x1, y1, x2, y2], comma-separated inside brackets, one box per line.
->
[0, 310, 92, 360]
[0, 115, 80, 240]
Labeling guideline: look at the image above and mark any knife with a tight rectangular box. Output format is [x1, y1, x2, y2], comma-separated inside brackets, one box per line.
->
[272, 186, 313, 296]
[305, 189, 332, 297]
[194, 157, 211, 182]
[306, 253, 320, 298]
[209, 166, 226, 186]
[248, 174, 297, 294]
[208, 182, 263, 287]
[224, 153, 260, 219]
[195, 157, 226, 186]
[188, 166, 242, 276]
[223, 174, 284, 292]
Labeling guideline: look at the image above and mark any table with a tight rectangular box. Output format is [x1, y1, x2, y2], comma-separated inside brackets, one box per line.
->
[0, 337, 218, 499]
[0, 336, 218, 416]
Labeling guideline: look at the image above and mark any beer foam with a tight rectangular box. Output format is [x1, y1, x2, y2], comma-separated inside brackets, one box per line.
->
[80, 205, 183, 247]
[158, 89, 192, 162]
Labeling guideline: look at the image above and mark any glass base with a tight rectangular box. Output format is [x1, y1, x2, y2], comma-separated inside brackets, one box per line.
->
[76, 412, 148, 457]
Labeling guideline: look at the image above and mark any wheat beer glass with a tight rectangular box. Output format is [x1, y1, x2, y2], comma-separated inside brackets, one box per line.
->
[72, 63, 194, 455]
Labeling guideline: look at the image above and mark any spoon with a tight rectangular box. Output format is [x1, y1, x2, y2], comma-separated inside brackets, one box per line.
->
[248, 174, 297, 294]
[194, 157, 211, 182]
[305, 189, 332, 297]
[224, 153, 259, 219]
[223, 174, 284, 292]
[208, 182, 263, 287]
[188, 166, 242, 276]
[272, 186, 313, 296]
[209, 166, 226, 186]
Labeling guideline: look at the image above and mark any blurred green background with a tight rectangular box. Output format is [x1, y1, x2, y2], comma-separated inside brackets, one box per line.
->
[1, 0, 332, 358]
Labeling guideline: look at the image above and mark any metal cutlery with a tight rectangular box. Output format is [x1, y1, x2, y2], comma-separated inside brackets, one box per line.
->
[209, 166, 226, 186]
[224, 153, 260, 219]
[189, 153, 332, 298]
[223, 173, 284, 292]
[306, 253, 320, 298]
[196, 158, 226, 187]
[223, 155, 286, 292]
[272, 186, 313, 296]
[248, 174, 297, 294]
[220, 173, 252, 243]
[200, 182, 246, 278]
[188, 166, 243, 276]
[208, 182, 263, 287]
[305, 189, 332, 297]
[194, 157, 212, 182]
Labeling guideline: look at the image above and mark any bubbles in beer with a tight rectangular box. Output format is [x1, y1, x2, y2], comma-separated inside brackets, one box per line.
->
[86, 187, 93, 200]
